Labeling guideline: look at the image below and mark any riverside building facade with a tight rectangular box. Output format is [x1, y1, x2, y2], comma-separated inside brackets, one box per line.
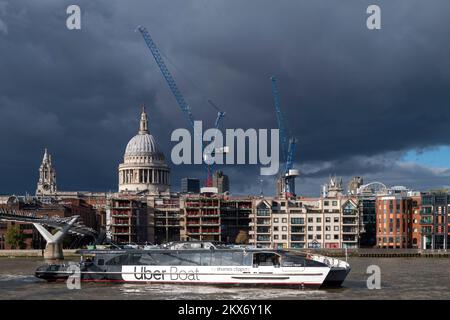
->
[6, 107, 449, 250]
[179, 194, 251, 243]
[375, 186, 415, 249]
[415, 191, 450, 249]
[376, 188, 450, 250]
[248, 177, 359, 249]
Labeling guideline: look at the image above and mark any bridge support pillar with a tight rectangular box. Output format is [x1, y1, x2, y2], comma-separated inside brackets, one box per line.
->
[43, 242, 64, 260]
[33, 216, 79, 261]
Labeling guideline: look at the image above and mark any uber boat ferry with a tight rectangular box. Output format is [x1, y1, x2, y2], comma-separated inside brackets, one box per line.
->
[35, 242, 350, 288]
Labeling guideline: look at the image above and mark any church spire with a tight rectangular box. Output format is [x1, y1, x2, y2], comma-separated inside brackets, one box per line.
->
[139, 105, 149, 134]
[36, 148, 57, 196]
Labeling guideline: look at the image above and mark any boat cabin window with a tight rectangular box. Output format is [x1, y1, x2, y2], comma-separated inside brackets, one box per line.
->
[201, 253, 211, 266]
[177, 252, 202, 266]
[106, 254, 129, 266]
[49, 265, 59, 271]
[102, 251, 251, 267]
[281, 254, 305, 267]
[253, 252, 281, 267]
[221, 252, 244, 266]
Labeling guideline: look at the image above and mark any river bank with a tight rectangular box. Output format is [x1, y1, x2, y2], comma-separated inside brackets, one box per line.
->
[0, 250, 79, 258]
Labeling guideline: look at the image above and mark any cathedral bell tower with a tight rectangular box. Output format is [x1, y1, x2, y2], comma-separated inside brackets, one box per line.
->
[36, 148, 57, 196]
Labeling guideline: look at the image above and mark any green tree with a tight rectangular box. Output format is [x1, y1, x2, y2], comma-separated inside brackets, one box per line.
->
[5, 224, 25, 249]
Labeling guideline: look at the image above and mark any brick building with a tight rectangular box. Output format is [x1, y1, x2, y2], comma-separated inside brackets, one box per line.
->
[375, 187, 415, 249]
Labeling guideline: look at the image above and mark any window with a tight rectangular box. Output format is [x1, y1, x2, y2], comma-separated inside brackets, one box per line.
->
[317, 235, 322, 240]
[291, 218, 304, 224]
[178, 253, 202, 265]
[282, 218, 287, 223]
[257, 235, 270, 241]
[106, 255, 132, 266]
[257, 226, 270, 233]
[291, 226, 304, 233]
[282, 235, 287, 240]
[282, 253, 305, 267]
[308, 235, 313, 240]
[274, 235, 279, 240]
[334, 217, 339, 223]
[221, 252, 244, 266]
[334, 235, 339, 240]
[316, 218, 322, 223]
[316, 226, 322, 231]
[325, 235, 331, 240]
[422, 196, 433, 206]
[282, 226, 287, 231]
[308, 226, 313, 231]
[274, 226, 279, 231]
[308, 217, 313, 223]
[291, 234, 304, 242]
[325, 217, 331, 223]
[332, 201, 338, 206]
[325, 226, 331, 231]
[274, 218, 279, 223]
[324, 201, 329, 206]
[334, 226, 339, 231]
[256, 208, 270, 216]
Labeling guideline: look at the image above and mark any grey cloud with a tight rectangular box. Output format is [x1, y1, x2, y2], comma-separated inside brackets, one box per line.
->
[1, 0, 450, 195]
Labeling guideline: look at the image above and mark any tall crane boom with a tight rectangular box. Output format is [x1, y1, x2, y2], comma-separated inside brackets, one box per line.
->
[204, 100, 226, 187]
[137, 26, 195, 129]
[137, 26, 227, 188]
[208, 100, 226, 129]
[286, 137, 297, 172]
[270, 76, 299, 198]
[270, 76, 287, 163]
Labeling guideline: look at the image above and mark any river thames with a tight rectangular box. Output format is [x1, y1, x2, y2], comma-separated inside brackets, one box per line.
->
[0, 257, 449, 299]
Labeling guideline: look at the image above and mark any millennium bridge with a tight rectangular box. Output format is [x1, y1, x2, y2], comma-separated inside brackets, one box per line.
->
[0, 207, 97, 260]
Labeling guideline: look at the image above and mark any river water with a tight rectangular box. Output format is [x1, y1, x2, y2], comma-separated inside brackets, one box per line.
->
[0, 257, 449, 299]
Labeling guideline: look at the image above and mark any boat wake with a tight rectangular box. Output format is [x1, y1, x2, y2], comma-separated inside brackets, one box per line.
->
[117, 283, 329, 299]
[0, 274, 37, 283]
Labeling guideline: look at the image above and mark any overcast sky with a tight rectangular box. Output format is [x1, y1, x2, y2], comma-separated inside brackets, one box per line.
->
[1, 0, 450, 196]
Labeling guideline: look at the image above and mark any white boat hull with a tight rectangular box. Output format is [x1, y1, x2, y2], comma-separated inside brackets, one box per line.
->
[121, 265, 331, 287]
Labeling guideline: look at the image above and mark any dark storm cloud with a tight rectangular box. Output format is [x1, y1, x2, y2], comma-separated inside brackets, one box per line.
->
[1, 0, 450, 195]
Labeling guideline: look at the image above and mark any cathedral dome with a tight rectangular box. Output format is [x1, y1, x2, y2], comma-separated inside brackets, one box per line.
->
[118, 106, 170, 194]
[125, 133, 160, 156]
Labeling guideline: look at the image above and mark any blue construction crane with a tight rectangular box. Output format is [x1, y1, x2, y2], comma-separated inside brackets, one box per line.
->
[137, 26, 226, 187]
[204, 100, 228, 187]
[286, 137, 297, 173]
[137, 26, 195, 128]
[208, 100, 226, 130]
[270, 76, 288, 164]
[270, 76, 299, 197]
[204, 100, 227, 186]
